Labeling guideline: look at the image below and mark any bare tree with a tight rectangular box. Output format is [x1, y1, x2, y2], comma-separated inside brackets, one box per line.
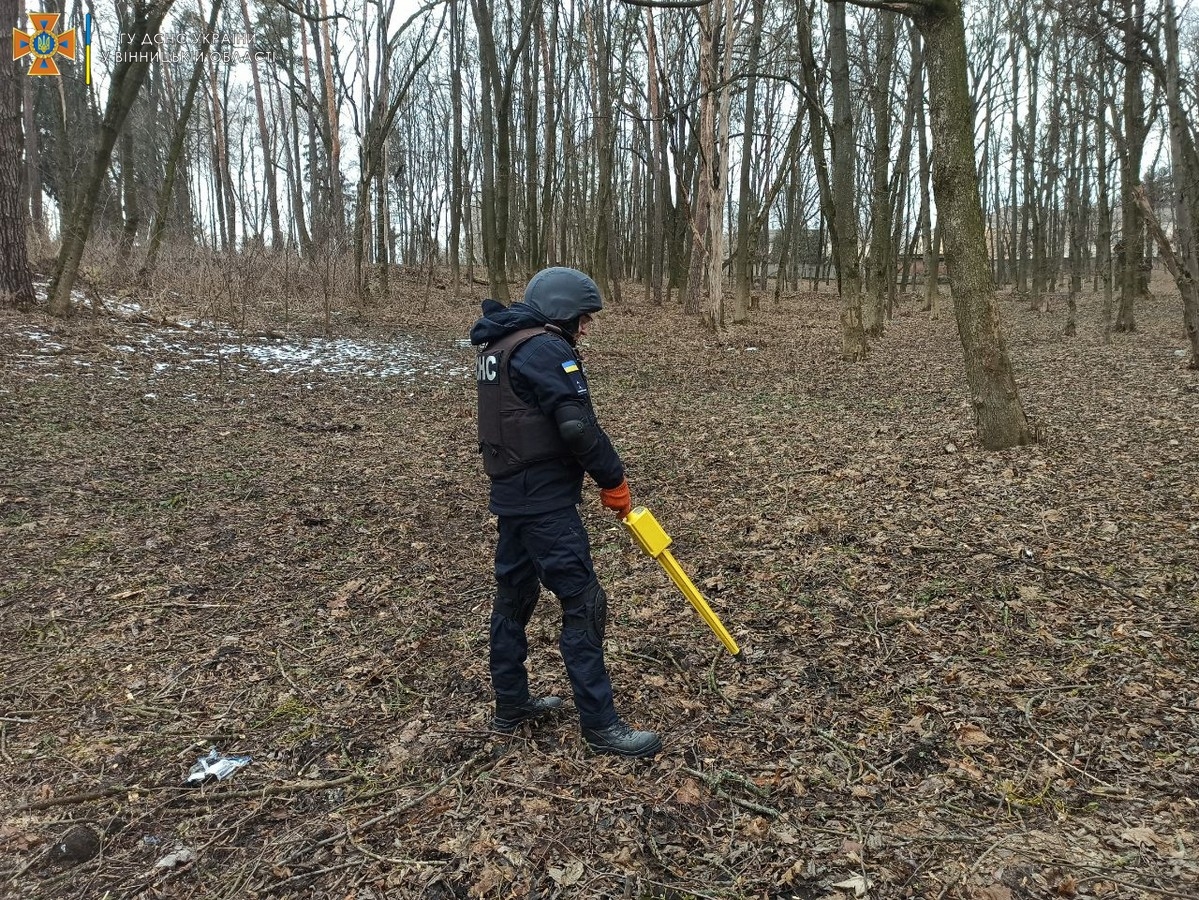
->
[847, 0, 1032, 449]
[143, 0, 224, 274]
[1, 0, 34, 308]
[471, 0, 536, 304]
[1139, 0, 1199, 368]
[240, 0, 283, 249]
[731, 0, 765, 324]
[863, 10, 896, 337]
[829, 1, 867, 359]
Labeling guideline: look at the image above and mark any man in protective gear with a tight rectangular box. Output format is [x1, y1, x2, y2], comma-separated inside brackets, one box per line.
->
[471, 267, 661, 758]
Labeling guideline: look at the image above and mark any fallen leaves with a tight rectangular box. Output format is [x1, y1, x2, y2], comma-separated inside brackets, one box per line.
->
[2, 292, 1198, 900]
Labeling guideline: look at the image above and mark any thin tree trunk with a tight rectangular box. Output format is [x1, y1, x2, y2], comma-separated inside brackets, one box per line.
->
[240, 0, 282, 249]
[643, 7, 665, 305]
[1151, 0, 1199, 368]
[1116, 0, 1146, 332]
[732, 0, 764, 324]
[471, 0, 535, 303]
[585, 0, 614, 299]
[864, 11, 896, 337]
[144, 0, 222, 273]
[830, 1, 867, 359]
[205, 32, 236, 250]
[118, 126, 139, 264]
[796, 0, 838, 280]
[18, 0, 42, 238]
[319, 0, 344, 242]
[537, 3, 557, 272]
[448, 0, 464, 290]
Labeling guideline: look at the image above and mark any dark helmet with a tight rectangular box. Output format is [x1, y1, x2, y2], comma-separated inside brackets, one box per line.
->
[521, 268, 603, 330]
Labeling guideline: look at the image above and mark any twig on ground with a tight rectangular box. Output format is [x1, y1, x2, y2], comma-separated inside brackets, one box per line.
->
[280, 748, 492, 866]
[264, 859, 365, 895]
[934, 835, 1008, 900]
[170, 775, 358, 804]
[817, 729, 884, 781]
[11, 784, 134, 813]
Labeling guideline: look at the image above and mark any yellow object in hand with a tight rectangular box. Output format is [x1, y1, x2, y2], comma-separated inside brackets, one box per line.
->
[623, 506, 743, 662]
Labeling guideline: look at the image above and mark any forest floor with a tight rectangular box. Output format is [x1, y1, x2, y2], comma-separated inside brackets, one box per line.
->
[0, 274, 1197, 900]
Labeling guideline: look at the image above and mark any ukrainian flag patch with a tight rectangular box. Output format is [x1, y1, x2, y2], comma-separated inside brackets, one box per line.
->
[561, 361, 580, 373]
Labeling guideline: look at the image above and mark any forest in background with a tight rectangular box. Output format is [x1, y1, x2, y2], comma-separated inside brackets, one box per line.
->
[1, 0, 1198, 342]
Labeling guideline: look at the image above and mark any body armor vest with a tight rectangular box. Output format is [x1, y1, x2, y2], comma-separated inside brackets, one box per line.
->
[477, 328, 571, 477]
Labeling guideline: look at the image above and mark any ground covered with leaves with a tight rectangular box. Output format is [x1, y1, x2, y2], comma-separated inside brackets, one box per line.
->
[1, 277, 1197, 900]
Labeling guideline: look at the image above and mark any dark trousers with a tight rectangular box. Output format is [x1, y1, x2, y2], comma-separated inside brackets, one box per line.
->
[491, 506, 618, 729]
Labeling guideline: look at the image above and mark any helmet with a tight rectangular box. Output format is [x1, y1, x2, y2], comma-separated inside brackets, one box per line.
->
[521, 268, 603, 326]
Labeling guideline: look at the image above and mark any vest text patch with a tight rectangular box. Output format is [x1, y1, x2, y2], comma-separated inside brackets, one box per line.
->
[477, 353, 500, 382]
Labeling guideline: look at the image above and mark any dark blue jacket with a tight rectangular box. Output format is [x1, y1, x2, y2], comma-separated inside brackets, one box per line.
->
[470, 300, 624, 516]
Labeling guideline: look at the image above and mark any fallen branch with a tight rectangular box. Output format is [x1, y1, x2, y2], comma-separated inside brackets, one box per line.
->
[10, 775, 359, 813]
[11, 784, 134, 813]
[169, 775, 358, 804]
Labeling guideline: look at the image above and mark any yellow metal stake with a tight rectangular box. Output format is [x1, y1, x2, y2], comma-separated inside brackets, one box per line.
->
[623, 506, 743, 662]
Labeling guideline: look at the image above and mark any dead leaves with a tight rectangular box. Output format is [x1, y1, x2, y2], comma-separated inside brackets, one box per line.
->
[4, 296, 1199, 900]
[953, 723, 994, 748]
[326, 575, 393, 619]
[545, 860, 584, 886]
[1120, 826, 1167, 851]
[673, 777, 704, 805]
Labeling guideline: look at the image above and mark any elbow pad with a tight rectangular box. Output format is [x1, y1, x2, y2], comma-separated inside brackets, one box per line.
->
[555, 402, 599, 455]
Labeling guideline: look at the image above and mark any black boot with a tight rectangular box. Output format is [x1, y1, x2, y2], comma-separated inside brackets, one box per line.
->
[492, 696, 564, 732]
[582, 720, 662, 758]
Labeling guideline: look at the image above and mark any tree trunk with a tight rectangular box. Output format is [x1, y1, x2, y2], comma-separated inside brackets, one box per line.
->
[585, 0, 615, 299]
[118, 126, 139, 264]
[830, 1, 867, 360]
[240, 0, 282, 250]
[205, 30, 236, 250]
[1150, 0, 1199, 368]
[1, 0, 34, 307]
[796, 0, 838, 280]
[471, 0, 536, 304]
[17, 0, 42, 238]
[49, 1, 178, 316]
[277, 35, 310, 254]
[521, 6, 539, 273]
[1008, 27, 1023, 294]
[319, 0, 344, 242]
[537, 3, 557, 272]
[913, 0, 1033, 449]
[143, 0, 222, 274]
[448, 0, 465, 290]
[685, 8, 715, 319]
[1063, 70, 1085, 339]
[704, 0, 734, 331]
[864, 11, 896, 337]
[1116, 0, 1146, 332]
[1095, 92, 1114, 344]
[732, 0, 764, 324]
[643, 7, 665, 305]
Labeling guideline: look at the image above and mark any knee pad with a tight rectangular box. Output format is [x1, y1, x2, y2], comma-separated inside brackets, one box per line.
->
[562, 581, 607, 645]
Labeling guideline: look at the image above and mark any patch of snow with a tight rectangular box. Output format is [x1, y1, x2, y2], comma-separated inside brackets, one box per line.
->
[4, 316, 469, 384]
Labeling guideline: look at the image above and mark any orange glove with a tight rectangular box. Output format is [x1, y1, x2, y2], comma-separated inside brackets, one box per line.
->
[599, 478, 632, 519]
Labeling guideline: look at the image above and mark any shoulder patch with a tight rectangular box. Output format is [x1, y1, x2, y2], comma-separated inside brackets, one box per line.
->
[561, 361, 580, 373]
